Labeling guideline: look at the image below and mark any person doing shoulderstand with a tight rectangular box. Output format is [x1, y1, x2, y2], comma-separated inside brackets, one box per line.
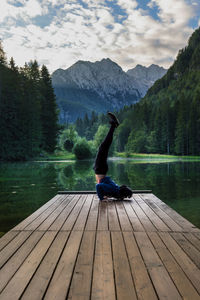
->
[93, 112, 132, 201]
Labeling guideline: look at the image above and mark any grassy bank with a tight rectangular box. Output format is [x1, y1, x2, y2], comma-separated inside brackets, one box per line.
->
[33, 151, 75, 161]
[116, 152, 200, 160]
[33, 151, 200, 162]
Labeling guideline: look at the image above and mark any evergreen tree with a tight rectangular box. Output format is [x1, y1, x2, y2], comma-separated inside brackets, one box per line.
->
[21, 61, 43, 156]
[0, 40, 6, 65]
[40, 65, 58, 152]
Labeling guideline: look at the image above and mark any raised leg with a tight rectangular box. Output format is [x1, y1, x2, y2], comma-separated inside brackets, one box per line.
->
[93, 124, 115, 175]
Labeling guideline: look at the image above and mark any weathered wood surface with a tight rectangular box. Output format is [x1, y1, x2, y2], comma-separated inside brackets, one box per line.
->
[0, 193, 200, 300]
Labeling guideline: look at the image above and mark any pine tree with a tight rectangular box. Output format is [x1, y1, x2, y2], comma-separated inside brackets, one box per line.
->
[40, 64, 58, 152]
[0, 40, 6, 65]
[16, 61, 43, 157]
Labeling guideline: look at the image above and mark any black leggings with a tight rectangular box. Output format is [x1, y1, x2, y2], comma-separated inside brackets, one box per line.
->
[93, 124, 115, 174]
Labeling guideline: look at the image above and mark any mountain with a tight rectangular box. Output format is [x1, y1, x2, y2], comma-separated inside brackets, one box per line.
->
[52, 58, 140, 123]
[116, 27, 200, 155]
[127, 64, 167, 96]
[52, 58, 167, 123]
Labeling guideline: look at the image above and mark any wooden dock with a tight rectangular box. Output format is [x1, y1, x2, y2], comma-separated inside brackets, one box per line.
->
[0, 192, 200, 300]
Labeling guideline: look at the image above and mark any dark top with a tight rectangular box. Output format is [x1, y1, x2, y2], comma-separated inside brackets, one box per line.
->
[96, 176, 120, 200]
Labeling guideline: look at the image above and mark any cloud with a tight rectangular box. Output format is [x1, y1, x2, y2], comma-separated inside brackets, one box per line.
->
[0, 0, 198, 72]
[111, 0, 195, 69]
[0, 0, 43, 23]
[149, 0, 193, 26]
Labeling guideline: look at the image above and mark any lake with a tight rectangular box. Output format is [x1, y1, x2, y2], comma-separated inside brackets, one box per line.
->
[0, 159, 200, 236]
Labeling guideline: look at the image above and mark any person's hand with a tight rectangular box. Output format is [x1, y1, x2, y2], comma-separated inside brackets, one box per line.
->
[101, 196, 108, 202]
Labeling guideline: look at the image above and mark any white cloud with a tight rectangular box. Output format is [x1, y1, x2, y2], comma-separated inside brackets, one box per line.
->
[149, 0, 193, 26]
[111, 0, 195, 69]
[0, 0, 198, 72]
[0, 0, 43, 22]
[116, 0, 138, 12]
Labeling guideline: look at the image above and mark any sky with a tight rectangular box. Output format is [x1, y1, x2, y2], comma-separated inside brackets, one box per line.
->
[0, 0, 200, 73]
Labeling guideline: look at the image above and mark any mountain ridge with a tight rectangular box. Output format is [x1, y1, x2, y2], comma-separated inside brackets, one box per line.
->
[52, 58, 167, 122]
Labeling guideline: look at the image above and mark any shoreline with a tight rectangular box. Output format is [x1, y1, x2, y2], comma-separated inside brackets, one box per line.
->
[1, 152, 200, 163]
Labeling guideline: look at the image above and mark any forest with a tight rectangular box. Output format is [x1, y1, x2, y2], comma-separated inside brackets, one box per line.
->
[0, 41, 59, 160]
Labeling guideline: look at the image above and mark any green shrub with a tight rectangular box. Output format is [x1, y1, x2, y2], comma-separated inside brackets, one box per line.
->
[73, 138, 94, 160]
[64, 139, 74, 151]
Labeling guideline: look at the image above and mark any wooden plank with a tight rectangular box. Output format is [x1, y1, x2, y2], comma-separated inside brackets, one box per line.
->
[0, 231, 44, 293]
[141, 194, 183, 232]
[0, 231, 57, 300]
[135, 232, 182, 299]
[131, 198, 157, 232]
[111, 231, 137, 300]
[61, 195, 86, 231]
[44, 231, 83, 300]
[148, 194, 200, 232]
[123, 201, 144, 232]
[123, 232, 158, 300]
[193, 232, 200, 240]
[148, 232, 200, 300]
[170, 232, 200, 268]
[0, 231, 20, 251]
[91, 231, 116, 300]
[85, 198, 99, 231]
[108, 201, 120, 231]
[24, 195, 69, 231]
[68, 231, 96, 300]
[97, 201, 108, 231]
[0, 231, 32, 268]
[21, 231, 70, 300]
[134, 195, 170, 232]
[159, 232, 200, 294]
[11, 194, 62, 231]
[36, 195, 74, 231]
[73, 195, 93, 231]
[115, 201, 133, 231]
[48, 194, 80, 231]
[183, 232, 200, 251]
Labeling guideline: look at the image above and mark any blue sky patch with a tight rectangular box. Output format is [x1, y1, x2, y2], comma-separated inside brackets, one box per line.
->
[136, 0, 160, 21]
[105, 0, 127, 23]
[32, 14, 54, 28]
[8, 0, 24, 7]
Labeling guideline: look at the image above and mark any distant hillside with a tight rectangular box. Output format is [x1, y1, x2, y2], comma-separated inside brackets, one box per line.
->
[116, 27, 200, 155]
[52, 59, 166, 123]
[127, 64, 167, 96]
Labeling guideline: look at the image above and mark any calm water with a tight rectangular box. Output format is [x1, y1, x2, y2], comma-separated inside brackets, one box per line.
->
[0, 159, 200, 236]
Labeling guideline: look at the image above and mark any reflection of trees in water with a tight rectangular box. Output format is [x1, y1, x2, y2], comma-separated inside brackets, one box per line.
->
[125, 162, 200, 228]
[123, 161, 200, 205]
[57, 160, 95, 190]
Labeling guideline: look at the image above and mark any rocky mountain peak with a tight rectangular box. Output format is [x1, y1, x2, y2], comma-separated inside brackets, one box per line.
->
[52, 58, 167, 122]
[126, 64, 167, 95]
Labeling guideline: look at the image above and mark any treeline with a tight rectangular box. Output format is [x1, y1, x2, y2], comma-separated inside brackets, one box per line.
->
[75, 27, 200, 156]
[0, 42, 59, 160]
[75, 106, 131, 140]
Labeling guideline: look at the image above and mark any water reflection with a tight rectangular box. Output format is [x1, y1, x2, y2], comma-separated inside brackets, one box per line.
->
[0, 159, 200, 236]
[56, 160, 95, 190]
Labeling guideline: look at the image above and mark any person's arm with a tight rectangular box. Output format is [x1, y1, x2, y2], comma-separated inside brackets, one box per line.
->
[96, 183, 104, 200]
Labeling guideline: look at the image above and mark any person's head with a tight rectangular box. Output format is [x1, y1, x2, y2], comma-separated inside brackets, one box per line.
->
[95, 174, 105, 183]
